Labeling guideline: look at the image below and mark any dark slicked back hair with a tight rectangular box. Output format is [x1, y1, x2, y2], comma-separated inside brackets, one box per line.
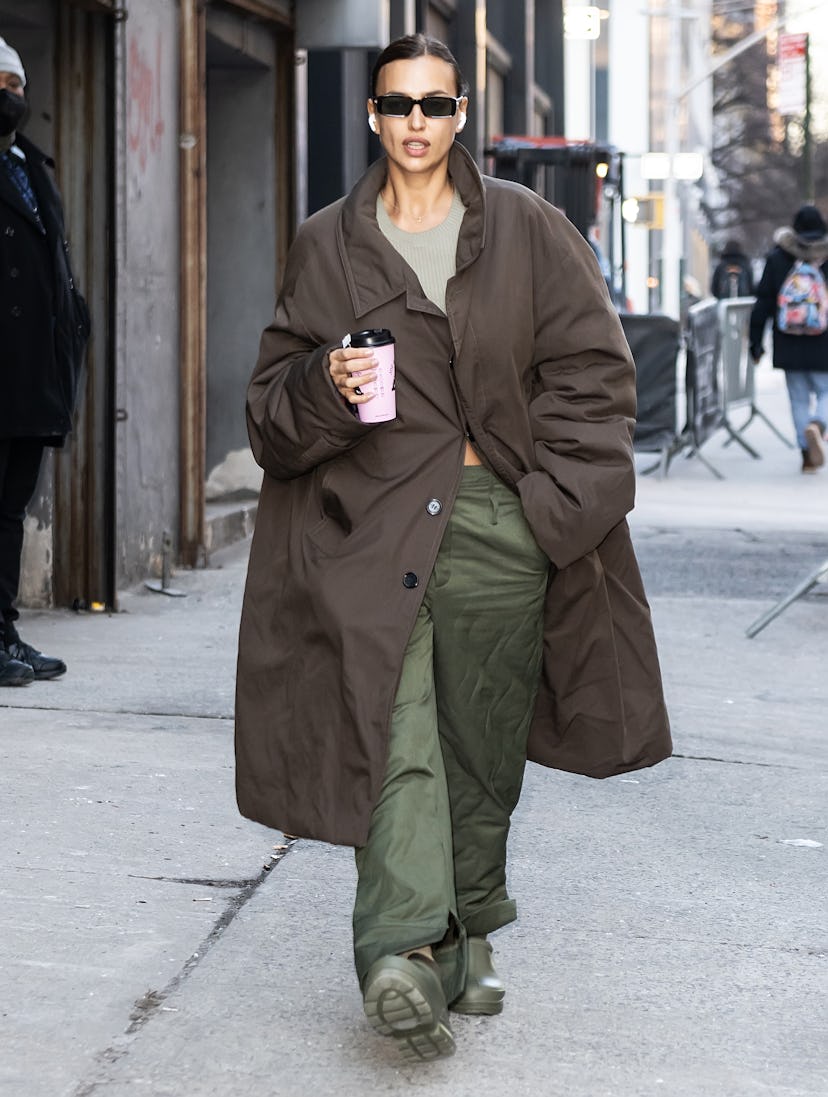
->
[371, 33, 468, 98]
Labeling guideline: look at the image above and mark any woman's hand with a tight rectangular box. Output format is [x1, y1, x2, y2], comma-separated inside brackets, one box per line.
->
[328, 347, 377, 406]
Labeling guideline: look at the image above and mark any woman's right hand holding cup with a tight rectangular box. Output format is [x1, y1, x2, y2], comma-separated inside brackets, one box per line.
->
[329, 347, 377, 407]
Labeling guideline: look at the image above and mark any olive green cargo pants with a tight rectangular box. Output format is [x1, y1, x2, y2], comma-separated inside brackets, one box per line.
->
[353, 466, 550, 1002]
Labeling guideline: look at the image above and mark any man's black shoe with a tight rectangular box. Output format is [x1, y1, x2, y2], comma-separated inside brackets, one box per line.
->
[5, 636, 67, 680]
[0, 648, 35, 686]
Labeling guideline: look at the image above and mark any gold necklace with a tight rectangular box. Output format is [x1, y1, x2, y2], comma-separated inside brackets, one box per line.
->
[384, 183, 452, 225]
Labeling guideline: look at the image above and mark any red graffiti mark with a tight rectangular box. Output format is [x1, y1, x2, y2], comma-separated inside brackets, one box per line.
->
[127, 34, 165, 173]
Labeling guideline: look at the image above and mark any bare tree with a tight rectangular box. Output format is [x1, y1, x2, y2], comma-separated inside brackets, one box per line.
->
[705, 3, 825, 259]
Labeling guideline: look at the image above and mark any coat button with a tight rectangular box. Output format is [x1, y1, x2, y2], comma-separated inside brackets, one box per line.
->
[9, 267, 18, 278]
[402, 572, 419, 589]
[426, 498, 442, 516]
[10, 305, 21, 317]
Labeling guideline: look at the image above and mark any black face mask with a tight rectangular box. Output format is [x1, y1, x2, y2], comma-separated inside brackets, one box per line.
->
[0, 88, 27, 137]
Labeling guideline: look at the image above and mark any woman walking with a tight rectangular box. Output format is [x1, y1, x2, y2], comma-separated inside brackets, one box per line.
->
[235, 33, 670, 1062]
[750, 204, 828, 473]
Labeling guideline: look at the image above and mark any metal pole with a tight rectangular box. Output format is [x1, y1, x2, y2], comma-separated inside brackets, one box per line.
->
[661, 0, 681, 320]
[622, 152, 627, 302]
[746, 560, 828, 638]
[803, 33, 813, 202]
[178, 0, 206, 568]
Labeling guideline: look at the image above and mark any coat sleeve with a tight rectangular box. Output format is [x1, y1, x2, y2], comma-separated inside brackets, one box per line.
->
[246, 222, 376, 480]
[515, 204, 637, 570]
[749, 254, 777, 357]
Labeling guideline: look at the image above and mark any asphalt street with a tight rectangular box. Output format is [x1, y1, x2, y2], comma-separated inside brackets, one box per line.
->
[1, 362, 826, 1097]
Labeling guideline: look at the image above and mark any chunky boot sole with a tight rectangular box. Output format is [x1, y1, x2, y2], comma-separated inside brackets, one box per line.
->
[363, 956, 455, 1062]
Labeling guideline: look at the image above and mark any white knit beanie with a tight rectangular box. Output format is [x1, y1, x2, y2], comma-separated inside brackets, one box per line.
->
[0, 36, 26, 86]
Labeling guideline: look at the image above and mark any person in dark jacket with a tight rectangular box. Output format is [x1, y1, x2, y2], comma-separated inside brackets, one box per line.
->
[711, 239, 754, 299]
[749, 205, 828, 474]
[0, 37, 89, 686]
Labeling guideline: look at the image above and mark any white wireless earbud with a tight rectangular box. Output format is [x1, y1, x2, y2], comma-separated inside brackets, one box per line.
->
[368, 114, 378, 134]
[456, 111, 467, 133]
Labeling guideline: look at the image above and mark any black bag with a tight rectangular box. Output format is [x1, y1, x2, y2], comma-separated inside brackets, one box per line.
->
[713, 260, 752, 299]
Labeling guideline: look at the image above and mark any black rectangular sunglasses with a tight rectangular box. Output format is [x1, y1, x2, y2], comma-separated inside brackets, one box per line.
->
[373, 95, 462, 118]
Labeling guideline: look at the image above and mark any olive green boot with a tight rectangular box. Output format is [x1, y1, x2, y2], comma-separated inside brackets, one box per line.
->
[449, 936, 505, 1015]
[362, 954, 456, 1061]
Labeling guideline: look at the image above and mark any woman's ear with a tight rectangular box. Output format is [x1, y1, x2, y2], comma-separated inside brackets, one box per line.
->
[456, 97, 469, 133]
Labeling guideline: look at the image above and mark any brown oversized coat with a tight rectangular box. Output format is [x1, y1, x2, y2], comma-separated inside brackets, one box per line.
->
[235, 143, 671, 847]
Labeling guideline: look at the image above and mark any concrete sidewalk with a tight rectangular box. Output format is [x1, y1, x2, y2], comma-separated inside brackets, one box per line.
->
[1, 361, 826, 1097]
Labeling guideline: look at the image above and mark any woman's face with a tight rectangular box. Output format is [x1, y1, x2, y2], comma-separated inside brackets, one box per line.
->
[367, 55, 467, 176]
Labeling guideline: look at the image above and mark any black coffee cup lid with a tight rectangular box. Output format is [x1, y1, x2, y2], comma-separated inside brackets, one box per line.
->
[346, 328, 395, 348]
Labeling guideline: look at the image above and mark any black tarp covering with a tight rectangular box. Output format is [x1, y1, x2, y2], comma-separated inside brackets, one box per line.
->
[620, 314, 681, 452]
[685, 300, 723, 448]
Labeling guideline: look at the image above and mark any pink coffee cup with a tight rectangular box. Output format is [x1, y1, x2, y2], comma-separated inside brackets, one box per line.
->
[343, 328, 396, 424]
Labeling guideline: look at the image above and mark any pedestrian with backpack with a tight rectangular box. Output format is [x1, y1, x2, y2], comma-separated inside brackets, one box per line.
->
[749, 204, 828, 473]
[711, 239, 754, 299]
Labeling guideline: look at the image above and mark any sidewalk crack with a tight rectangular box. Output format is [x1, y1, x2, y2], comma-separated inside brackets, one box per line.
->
[672, 752, 801, 770]
[70, 840, 296, 1096]
[127, 874, 261, 888]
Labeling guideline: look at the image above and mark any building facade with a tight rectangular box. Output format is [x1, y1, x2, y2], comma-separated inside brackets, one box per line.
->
[5, 0, 563, 610]
[607, 0, 713, 316]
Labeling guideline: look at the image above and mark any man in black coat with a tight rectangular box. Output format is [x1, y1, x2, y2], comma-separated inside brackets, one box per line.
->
[749, 204, 828, 474]
[711, 238, 754, 299]
[0, 37, 89, 686]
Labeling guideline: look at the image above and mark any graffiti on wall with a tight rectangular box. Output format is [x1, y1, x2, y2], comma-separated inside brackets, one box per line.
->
[127, 33, 165, 174]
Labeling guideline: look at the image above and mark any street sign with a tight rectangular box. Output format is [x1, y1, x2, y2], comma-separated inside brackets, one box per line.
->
[641, 152, 671, 180]
[622, 194, 664, 228]
[777, 32, 808, 116]
[564, 5, 602, 40]
[640, 152, 704, 180]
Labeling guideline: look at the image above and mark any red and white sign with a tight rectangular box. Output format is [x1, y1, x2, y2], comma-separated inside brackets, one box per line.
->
[777, 32, 808, 116]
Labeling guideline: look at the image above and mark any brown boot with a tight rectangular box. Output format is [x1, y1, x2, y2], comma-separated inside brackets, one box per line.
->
[804, 421, 825, 470]
[802, 448, 819, 474]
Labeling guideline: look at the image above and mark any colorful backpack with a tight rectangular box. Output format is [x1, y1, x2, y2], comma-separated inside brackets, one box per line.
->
[777, 259, 828, 335]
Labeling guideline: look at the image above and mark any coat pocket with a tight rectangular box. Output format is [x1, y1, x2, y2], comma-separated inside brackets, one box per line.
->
[304, 465, 353, 557]
[305, 514, 349, 557]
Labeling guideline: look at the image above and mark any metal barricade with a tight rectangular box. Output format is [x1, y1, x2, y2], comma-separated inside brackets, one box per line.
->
[683, 298, 726, 478]
[626, 298, 794, 480]
[622, 313, 683, 477]
[718, 298, 794, 454]
[746, 558, 828, 637]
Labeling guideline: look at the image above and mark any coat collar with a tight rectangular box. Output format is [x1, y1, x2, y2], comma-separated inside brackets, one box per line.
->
[336, 142, 487, 320]
[774, 225, 828, 265]
[0, 134, 51, 232]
